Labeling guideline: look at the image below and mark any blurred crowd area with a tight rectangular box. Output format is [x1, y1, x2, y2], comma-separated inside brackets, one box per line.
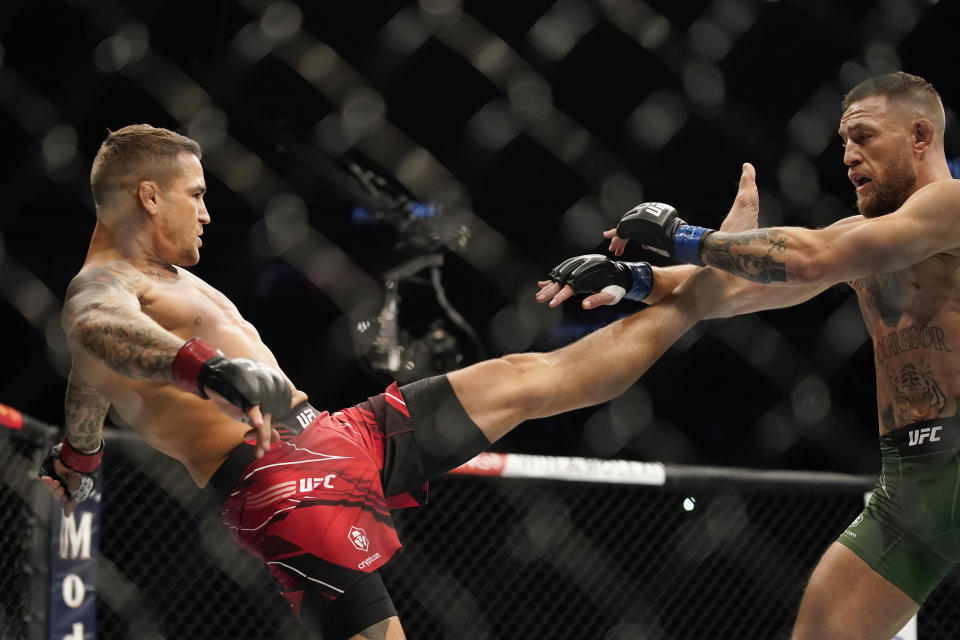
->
[2, 0, 959, 475]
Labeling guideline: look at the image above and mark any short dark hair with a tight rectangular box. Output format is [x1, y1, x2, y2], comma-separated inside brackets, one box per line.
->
[90, 124, 202, 206]
[841, 72, 944, 132]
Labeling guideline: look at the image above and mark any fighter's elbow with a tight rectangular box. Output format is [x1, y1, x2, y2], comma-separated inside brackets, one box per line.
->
[787, 256, 820, 284]
[786, 248, 835, 285]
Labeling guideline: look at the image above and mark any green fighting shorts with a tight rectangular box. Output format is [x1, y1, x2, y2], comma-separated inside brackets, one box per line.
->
[839, 417, 960, 604]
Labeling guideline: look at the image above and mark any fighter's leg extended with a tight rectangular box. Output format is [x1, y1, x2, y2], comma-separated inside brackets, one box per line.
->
[447, 297, 699, 443]
[445, 161, 758, 443]
[792, 542, 918, 640]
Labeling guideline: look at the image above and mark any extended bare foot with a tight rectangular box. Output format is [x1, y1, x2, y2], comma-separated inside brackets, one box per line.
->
[719, 162, 759, 233]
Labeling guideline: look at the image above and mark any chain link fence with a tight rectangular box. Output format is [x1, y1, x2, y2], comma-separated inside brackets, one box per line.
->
[3, 426, 959, 639]
[3, 1, 960, 638]
[0, 431, 44, 640]
[94, 436, 301, 640]
[5, 0, 960, 480]
[387, 474, 871, 639]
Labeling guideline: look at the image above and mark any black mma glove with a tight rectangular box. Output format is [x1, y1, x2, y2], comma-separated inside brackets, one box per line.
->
[172, 337, 291, 419]
[549, 254, 654, 304]
[616, 202, 714, 266]
[39, 438, 103, 504]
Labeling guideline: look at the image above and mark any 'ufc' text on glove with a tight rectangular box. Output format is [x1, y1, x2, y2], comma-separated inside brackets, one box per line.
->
[615, 202, 714, 266]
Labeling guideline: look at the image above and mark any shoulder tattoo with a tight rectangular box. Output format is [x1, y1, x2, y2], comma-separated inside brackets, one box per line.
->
[67, 261, 145, 302]
[64, 262, 180, 381]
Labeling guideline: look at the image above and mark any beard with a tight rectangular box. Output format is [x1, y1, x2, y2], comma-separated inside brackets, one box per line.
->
[856, 150, 917, 218]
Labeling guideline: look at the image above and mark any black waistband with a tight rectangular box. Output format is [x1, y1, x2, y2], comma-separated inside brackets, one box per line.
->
[205, 401, 319, 507]
[884, 417, 960, 457]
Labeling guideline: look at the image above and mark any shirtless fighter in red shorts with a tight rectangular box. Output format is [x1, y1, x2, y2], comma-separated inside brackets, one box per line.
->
[39, 124, 719, 639]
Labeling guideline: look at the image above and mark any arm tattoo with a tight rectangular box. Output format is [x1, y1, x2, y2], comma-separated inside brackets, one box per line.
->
[74, 311, 179, 380]
[702, 230, 788, 284]
[64, 371, 109, 452]
[64, 262, 181, 382]
[356, 619, 391, 639]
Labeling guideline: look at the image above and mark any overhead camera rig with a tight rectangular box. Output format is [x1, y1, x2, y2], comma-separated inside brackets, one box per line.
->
[338, 158, 483, 384]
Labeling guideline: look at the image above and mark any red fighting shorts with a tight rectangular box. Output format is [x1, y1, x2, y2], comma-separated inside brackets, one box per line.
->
[210, 382, 427, 606]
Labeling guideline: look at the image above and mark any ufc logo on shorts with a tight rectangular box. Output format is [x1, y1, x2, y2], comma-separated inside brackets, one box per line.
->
[299, 475, 336, 492]
[908, 425, 942, 446]
[295, 406, 318, 429]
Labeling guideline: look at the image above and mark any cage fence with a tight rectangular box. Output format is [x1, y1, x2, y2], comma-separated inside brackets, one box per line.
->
[3, 426, 960, 639]
[3, 1, 960, 638]
[5, 0, 960, 481]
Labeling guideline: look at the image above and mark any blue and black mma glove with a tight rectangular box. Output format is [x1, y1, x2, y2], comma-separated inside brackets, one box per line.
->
[548, 254, 654, 304]
[616, 202, 714, 266]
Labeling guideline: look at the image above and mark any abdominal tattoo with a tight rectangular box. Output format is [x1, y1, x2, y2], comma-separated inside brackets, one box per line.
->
[874, 324, 950, 364]
[886, 363, 947, 423]
[702, 231, 788, 283]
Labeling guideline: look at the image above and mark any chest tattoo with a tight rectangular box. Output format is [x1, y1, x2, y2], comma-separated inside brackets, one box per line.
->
[853, 272, 913, 327]
[144, 267, 180, 284]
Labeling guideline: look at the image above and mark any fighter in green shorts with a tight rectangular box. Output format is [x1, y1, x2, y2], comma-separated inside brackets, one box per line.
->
[554, 71, 960, 639]
[840, 417, 960, 604]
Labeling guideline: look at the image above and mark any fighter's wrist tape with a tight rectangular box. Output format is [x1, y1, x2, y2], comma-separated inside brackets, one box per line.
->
[60, 438, 104, 473]
[173, 337, 224, 397]
[623, 261, 654, 301]
[673, 225, 714, 266]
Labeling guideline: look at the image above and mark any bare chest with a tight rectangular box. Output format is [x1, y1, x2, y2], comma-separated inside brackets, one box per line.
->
[137, 275, 249, 342]
[852, 256, 960, 330]
[852, 256, 960, 384]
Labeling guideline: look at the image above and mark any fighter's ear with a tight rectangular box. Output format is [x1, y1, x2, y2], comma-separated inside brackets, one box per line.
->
[913, 118, 935, 151]
[137, 180, 160, 216]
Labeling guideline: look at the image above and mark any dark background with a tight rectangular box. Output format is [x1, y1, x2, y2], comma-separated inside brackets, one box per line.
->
[3, 0, 959, 476]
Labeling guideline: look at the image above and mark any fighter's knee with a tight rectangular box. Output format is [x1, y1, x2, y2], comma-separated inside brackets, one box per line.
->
[792, 609, 843, 640]
[449, 352, 562, 439]
[792, 611, 876, 640]
[494, 352, 558, 417]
